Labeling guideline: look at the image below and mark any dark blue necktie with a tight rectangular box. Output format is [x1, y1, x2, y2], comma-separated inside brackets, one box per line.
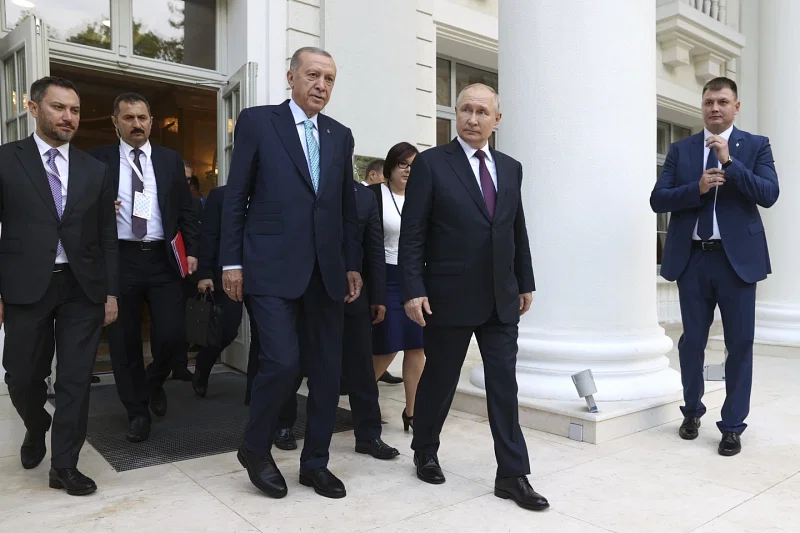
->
[697, 148, 719, 240]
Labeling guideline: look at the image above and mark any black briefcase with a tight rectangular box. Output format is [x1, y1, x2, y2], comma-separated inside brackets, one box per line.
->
[185, 291, 225, 348]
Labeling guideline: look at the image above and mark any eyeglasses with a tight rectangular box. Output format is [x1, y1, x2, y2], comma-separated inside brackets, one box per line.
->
[397, 161, 411, 170]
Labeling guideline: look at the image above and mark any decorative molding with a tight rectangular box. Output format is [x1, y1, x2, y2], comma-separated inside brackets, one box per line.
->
[657, 93, 702, 121]
[435, 22, 497, 54]
[657, 1, 745, 82]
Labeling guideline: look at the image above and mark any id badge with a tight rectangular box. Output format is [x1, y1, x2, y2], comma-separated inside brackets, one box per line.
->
[133, 191, 154, 220]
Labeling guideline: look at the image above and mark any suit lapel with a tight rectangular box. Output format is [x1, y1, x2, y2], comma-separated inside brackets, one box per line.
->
[15, 136, 59, 221]
[149, 144, 169, 215]
[108, 145, 121, 197]
[272, 101, 315, 193]
[729, 126, 744, 161]
[62, 147, 89, 220]
[690, 132, 704, 180]
[490, 147, 510, 222]
[317, 113, 334, 196]
[445, 140, 491, 221]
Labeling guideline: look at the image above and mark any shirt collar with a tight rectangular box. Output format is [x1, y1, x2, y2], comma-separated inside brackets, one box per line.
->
[456, 136, 492, 163]
[120, 138, 152, 158]
[33, 132, 70, 162]
[703, 125, 734, 142]
[289, 98, 319, 130]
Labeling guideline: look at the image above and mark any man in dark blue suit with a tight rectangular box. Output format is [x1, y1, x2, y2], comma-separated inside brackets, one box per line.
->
[399, 83, 548, 511]
[651, 77, 779, 456]
[220, 47, 362, 500]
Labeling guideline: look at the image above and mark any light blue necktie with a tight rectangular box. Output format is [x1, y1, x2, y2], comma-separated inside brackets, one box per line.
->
[304, 119, 320, 193]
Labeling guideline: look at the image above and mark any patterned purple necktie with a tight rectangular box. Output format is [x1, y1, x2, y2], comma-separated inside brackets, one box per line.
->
[131, 148, 148, 239]
[45, 148, 64, 257]
[474, 149, 496, 218]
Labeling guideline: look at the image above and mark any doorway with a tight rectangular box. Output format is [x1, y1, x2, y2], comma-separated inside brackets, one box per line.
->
[49, 63, 219, 373]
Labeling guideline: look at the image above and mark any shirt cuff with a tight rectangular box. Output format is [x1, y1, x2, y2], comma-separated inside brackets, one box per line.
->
[222, 265, 243, 271]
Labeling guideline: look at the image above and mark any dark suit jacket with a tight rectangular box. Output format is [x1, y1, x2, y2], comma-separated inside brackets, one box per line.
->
[219, 101, 360, 300]
[0, 136, 119, 304]
[197, 185, 225, 283]
[347, 182, 386, 317]
[398, 139, 534, 327]
[651, 127, 779, 284]
[88, 143, 201, 274]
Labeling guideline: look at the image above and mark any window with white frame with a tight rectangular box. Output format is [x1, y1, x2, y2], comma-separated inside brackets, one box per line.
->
[656, 120, 693, 265]
[436, 57, 498, 147]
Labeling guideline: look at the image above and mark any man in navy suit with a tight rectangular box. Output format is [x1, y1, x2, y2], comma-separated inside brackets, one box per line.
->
[651, 77, 779, 456]
[399, 83, 548, 511]
[220, 47, 362, 500]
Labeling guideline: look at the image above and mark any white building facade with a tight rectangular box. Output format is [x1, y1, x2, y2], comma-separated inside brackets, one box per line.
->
[0, 0, 796, 438]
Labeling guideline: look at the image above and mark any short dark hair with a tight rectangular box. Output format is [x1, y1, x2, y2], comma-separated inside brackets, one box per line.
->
[384, 142, 419, 182]
[702, 77, 738, 100]
[113, 92, 152, 117]
[188, 176, 200, 189]
[366, 159, 385, 179]
[30, 76, 79, 104]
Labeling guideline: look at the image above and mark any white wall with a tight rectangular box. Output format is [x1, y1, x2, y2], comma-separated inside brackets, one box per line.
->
[322, 0, 418, 159]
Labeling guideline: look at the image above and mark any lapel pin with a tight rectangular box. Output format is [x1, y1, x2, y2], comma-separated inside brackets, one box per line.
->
[736, 142, 740, 147]
[327, 128, 331, 134]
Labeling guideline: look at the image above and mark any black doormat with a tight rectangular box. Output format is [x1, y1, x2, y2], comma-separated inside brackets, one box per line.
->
[51, 371, 354, 472]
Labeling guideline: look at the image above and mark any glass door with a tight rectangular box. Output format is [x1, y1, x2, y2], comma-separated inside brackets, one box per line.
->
[217, 61, 257, 373]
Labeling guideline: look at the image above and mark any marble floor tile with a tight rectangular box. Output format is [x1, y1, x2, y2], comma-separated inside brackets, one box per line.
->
[534, 456, 754, 533]
[198, 450, 490, 533]
[1, 478, 260, 533]
[371, 493, 613, 533]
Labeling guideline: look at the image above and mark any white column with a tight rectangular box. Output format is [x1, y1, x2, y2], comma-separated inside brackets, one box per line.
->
[472, 0, 682, 401]
[753, 0, 800, 347]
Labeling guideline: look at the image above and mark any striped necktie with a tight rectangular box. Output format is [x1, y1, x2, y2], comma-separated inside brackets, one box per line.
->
[45, 148, 64, 257]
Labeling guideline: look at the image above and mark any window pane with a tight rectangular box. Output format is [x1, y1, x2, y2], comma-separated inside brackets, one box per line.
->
[4, 57, 17, 119]
[225, 96, 233, 144]
[16, 49, 26, 113]
[19, 115, 28, 138]
[657, 120, 670, 155]
[489, 131, 496, 149]
[436, 118, 451, 146]
[133, 0, 217, 70]
[6, 120, 18, 143]
[436, 58, 451, 107]
[672, 125, 692, 142]
[5, 1, 112, 50]
[455, 63, 498, 96]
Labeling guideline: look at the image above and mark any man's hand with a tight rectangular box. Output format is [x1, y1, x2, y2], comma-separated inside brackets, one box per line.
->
[0, 299, 4, 329]
[345, 271, 363, 303]
[187, 256, 198, 275]
[706, 134, 730, 165]
[404, 297, 432, 327]
[519, 292, 533, 316]
[114, 200, 122, 216]
[104, 297, 118, 326]
[222, 269, 244, 302]
[198, 279, 214, 293]
[699, 168, 726, 194]
[370, 304, 386, 325]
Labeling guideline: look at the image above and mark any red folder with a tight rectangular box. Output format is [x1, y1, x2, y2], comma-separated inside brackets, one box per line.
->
[171, 231, 189, 278]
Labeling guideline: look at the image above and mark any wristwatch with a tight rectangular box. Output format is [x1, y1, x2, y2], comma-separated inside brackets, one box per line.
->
[722, 156, 734, 169]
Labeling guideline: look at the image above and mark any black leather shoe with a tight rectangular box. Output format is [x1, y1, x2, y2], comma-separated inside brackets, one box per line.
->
[378, 371, 403, 384]
[273, 428, 297, 451]
[237, 446, 287, 498]
[49, 468, 97, 496]
[192, 374, 208, 398]
[414, 452, 445, 484]
[20, 431, 47, 470]
[494, 475, 549, 511]
[149, 387, 168, 417]
[355, 438, 400, 460]
[126, 417, 151, 443]
[171, 368, 194, 382]
[299, 468, 346, 499]
[679, 417, 701, 440]
[718, 432, 742, 456]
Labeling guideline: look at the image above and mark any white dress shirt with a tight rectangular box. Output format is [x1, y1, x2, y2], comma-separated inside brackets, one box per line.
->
[117, 139, 165, 241]
[380, 183, 404, 265]
[223, 99, 320, 272]
[692, 125, 733, 241]
[33, 132, 70, 264]
[456, 136, 498, 194]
